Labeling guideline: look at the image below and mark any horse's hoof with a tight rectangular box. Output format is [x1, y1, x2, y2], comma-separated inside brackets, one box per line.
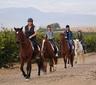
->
[71, 65, 73, 67]
[25, 78, 30, 81]
[25, 76, 30, 80]
[75, 61, 77, 64]
[53, 69, 56, 72]
[64, 67, 67, 69]
[24, 74, 27, 78]
[44, 72, 47, 75]
[38, 73, 40, 76]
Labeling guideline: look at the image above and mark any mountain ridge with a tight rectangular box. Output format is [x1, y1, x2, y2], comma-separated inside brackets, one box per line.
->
[0, 7, 96, 28]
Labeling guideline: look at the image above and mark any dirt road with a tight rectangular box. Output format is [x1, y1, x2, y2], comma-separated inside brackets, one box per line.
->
[0, 53, 96, 85]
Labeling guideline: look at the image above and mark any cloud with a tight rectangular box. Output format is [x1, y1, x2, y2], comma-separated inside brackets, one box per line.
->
[0, 0, 96, 15]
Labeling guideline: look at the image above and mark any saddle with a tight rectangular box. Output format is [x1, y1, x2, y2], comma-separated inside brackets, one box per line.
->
[49, 41, 59, 56]
[30, 41, 40, 51]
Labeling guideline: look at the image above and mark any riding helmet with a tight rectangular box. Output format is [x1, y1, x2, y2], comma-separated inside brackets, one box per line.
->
[27, 18, 33, 22]
[66, 25, 70, 28]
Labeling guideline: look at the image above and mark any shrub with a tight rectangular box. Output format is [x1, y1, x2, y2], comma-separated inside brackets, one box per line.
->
[0, 28, 18, 68]
[0, 28, 96, 68]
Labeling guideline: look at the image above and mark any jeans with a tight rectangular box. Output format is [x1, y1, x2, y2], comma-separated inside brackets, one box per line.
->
[67, 40, 73, 50]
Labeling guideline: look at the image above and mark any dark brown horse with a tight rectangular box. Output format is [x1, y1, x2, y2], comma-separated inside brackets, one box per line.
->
[14, 27, 43, 79]
[41, 36, 57, 72]
[60, 33, 74, 68]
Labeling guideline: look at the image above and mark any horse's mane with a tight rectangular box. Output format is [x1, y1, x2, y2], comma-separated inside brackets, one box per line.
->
[60, 33, 67, 45]
[60, 33, 69, 54]
[18, 30, 31, 48]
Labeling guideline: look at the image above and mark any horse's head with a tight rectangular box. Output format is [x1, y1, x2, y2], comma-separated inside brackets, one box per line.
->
[41, 34, 48, 50]
[14, 27, 24, 44]
[74, 39, 81, 48]
[60, 33, 66, 42]
[41, 39, 46, 54]
[60, 33, 65, 38]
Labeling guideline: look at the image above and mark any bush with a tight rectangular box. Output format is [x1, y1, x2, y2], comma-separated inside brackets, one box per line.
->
[84, 33, 96, 52]
[0, 28, 18, 68]
[0, 28, 96, 68]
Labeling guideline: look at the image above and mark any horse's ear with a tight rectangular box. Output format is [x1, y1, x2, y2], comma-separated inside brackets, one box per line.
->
[14, 27, 16, 31]
[20, 27, 23, 30]
[45, 34, 48, 39]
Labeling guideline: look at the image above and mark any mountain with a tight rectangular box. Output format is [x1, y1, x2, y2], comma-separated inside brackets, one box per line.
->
[0, 7, 96, 28]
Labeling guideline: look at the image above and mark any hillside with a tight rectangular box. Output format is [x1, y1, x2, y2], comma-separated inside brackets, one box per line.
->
[0, 7, 96, 28]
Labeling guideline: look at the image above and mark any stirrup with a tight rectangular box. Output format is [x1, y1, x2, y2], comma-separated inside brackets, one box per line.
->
[37, 46, 40, 51]
[56, 53, 58, 57]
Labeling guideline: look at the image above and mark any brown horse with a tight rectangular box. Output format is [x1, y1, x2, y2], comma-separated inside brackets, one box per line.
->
[60, 33, 74, 68]
[41, 36, 57, 72]
[14, 27, 43, 79]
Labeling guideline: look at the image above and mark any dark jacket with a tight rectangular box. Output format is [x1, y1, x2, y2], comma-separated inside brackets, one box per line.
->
[25, 25, 36, 41]
[66, 31, 73, 40]
[77, 32, 83, 41]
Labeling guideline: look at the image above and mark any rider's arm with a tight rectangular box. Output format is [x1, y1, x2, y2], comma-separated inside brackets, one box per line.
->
[24, 26, 29, 38]
[29, 32, 36, 39]
[71, 32, 73, 39]
[52, 32, 54, 39]
[29, 28, 37, 39]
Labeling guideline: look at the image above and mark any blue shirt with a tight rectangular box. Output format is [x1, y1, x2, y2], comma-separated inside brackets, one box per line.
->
[46, 31, 54, 39]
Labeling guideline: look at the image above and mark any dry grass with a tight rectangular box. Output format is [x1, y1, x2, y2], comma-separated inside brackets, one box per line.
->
[72, 27, 96, 32]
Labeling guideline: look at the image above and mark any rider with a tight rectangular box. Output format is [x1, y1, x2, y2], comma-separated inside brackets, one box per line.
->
[77, 30, 86, 53]
[46, 25, 58, 55]
[77, 30, 84, 44]
[65, 25, 73, 51]
[25, 18, 39, 50]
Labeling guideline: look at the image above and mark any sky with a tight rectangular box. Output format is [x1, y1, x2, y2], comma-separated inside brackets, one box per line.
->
[0, 0, 96, 15]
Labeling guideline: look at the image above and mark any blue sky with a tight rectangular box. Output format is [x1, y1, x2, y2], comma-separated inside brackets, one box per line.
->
[0, 0, 96, 15]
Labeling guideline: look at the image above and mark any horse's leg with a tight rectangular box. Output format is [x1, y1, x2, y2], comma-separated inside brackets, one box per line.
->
[26, 60, 31, 79]
[36, 58, 41, 76]
[67, 58, 70, 64]
[20, 60, 27, 78]
[63, 55, 67, 68]
[74, 51, 77, 64]
[77, 53, 79, 63]
[44, 61, 47, 73]
[64, 58, 67, 68]
[69, 51, 74, 67]
[53, 57, 57, 71]
[49, 59, 53, 72]
[70, 55, 74, 67]
[38, 63, 41, 76]
[82, 53, 85, 64]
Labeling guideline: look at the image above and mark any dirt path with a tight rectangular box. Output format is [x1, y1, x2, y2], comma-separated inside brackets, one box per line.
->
[0, 53, 96, 85]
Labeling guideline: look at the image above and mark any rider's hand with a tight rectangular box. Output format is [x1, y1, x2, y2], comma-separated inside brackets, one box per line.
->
[29, 35, 33, 39]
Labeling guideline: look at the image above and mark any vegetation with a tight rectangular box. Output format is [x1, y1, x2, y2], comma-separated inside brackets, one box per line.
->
[0, 28, 18, 68]
[0, 27, 96, 68]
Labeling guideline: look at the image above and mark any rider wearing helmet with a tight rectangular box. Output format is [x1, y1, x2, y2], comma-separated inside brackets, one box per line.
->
[65, 25, 73, 50]
[77, 30, 84, 43]
[46, 25, 58, 55]
[77, 30, 86, 53]
[25, 18, 39, 49]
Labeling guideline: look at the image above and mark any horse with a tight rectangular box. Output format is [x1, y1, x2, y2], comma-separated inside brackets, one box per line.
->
[74, 39, 85, 64]
[41, 36, 57, 72]
[14, 27, 44, 79]
[60, 33, 74, 68]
